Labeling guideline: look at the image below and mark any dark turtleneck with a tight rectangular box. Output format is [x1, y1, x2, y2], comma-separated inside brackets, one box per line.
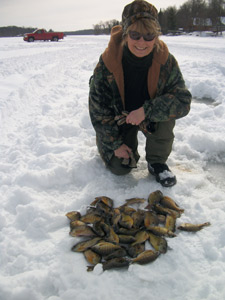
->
[122, 45, 153, 112]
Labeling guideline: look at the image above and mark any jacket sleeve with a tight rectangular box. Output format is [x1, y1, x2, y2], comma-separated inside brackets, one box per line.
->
[143, 54, 192, 123]
[89, 58, 124, 155]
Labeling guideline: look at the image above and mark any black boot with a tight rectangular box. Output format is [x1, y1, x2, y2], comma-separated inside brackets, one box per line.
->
[148, 163, 177, 187]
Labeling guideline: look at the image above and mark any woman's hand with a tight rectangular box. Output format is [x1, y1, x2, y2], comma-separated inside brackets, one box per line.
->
[126, 107, 145, 125]
[114, 144, 132, 159]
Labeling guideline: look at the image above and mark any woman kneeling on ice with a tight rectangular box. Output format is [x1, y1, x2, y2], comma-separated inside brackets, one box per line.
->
[89, 0, 192, 187]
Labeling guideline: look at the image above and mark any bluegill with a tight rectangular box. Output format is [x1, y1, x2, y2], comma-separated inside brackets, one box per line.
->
[132, 250, 160, 265]
[105, 226, 120, 244]
[117, 227, 139, 236]
[125, 198, 146, 206]
[154, 204, 181, 218]
[147, 190, 163, 209]
[119, 213, 134, 229]
[92, 221, 105, 237]
[132, 231, 149, 246]
[71, 237, 101, 252]
[160, 196, 184, 213]
[95, 196, 114, 208]
[80, 213, 102, 224]
[70, 220, 86, 229]
[66, 211, 81, 222]
[178, 222, 211, 232]
[147, 226, 176, 238]
[84, 249, 101, 265]
[132, 210, 145, 228]
[127, 243, 145, 258]
[96, 201, 112, 215]
[91, 241, 122, 256]
[103, 257, 130, 271]
[165, 215, 176, 232]
[104, 248, 127, 260]
[148, 233, 167, 253]
[144, 211, 159, 228]
[69, 225, 96, 237]
[118, 234, 136, 244]
[111, 209, 121, 231]
[118, 205, 136, 215]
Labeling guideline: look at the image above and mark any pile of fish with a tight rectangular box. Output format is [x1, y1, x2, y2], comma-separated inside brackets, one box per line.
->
[66, 190, 210, 271]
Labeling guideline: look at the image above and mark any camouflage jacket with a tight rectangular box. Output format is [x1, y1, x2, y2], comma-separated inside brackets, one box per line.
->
[89, 25, 192, 163]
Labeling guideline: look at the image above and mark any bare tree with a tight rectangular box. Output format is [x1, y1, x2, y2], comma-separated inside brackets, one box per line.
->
[167, 6, 178, 31]
[177, 2, 192, 31]
[93, 20, 120, 35]
[208, 0, 225, 34]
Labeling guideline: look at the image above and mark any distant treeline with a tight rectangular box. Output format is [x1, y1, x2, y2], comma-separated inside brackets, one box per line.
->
[93, 0, 225, 35]
[0, 26, 95, 37]
[65, 29, 94, 35]
[1, 0, 225, 38]
[0, 26, 37, 37]
[159, 0, 225, 34]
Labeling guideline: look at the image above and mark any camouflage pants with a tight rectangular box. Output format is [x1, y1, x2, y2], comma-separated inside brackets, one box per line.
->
[106, 120, 175, 175]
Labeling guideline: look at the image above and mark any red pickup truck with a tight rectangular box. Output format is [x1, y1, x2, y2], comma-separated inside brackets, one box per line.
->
[23, 29, 64, 42]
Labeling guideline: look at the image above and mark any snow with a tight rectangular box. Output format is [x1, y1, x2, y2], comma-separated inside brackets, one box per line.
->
[0, 34, 225, 300]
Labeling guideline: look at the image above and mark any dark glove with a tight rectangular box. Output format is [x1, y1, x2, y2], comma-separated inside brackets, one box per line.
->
[121, 151, 137, 168]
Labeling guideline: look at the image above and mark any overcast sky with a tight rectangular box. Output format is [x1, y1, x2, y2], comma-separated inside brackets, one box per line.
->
[0, 0, 188, 31]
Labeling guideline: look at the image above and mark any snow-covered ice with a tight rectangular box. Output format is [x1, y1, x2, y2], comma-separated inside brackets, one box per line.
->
[0, 34, 225, 300]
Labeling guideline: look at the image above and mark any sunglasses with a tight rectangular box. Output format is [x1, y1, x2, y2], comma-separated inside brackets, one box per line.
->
[128, 30, 155, 42]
